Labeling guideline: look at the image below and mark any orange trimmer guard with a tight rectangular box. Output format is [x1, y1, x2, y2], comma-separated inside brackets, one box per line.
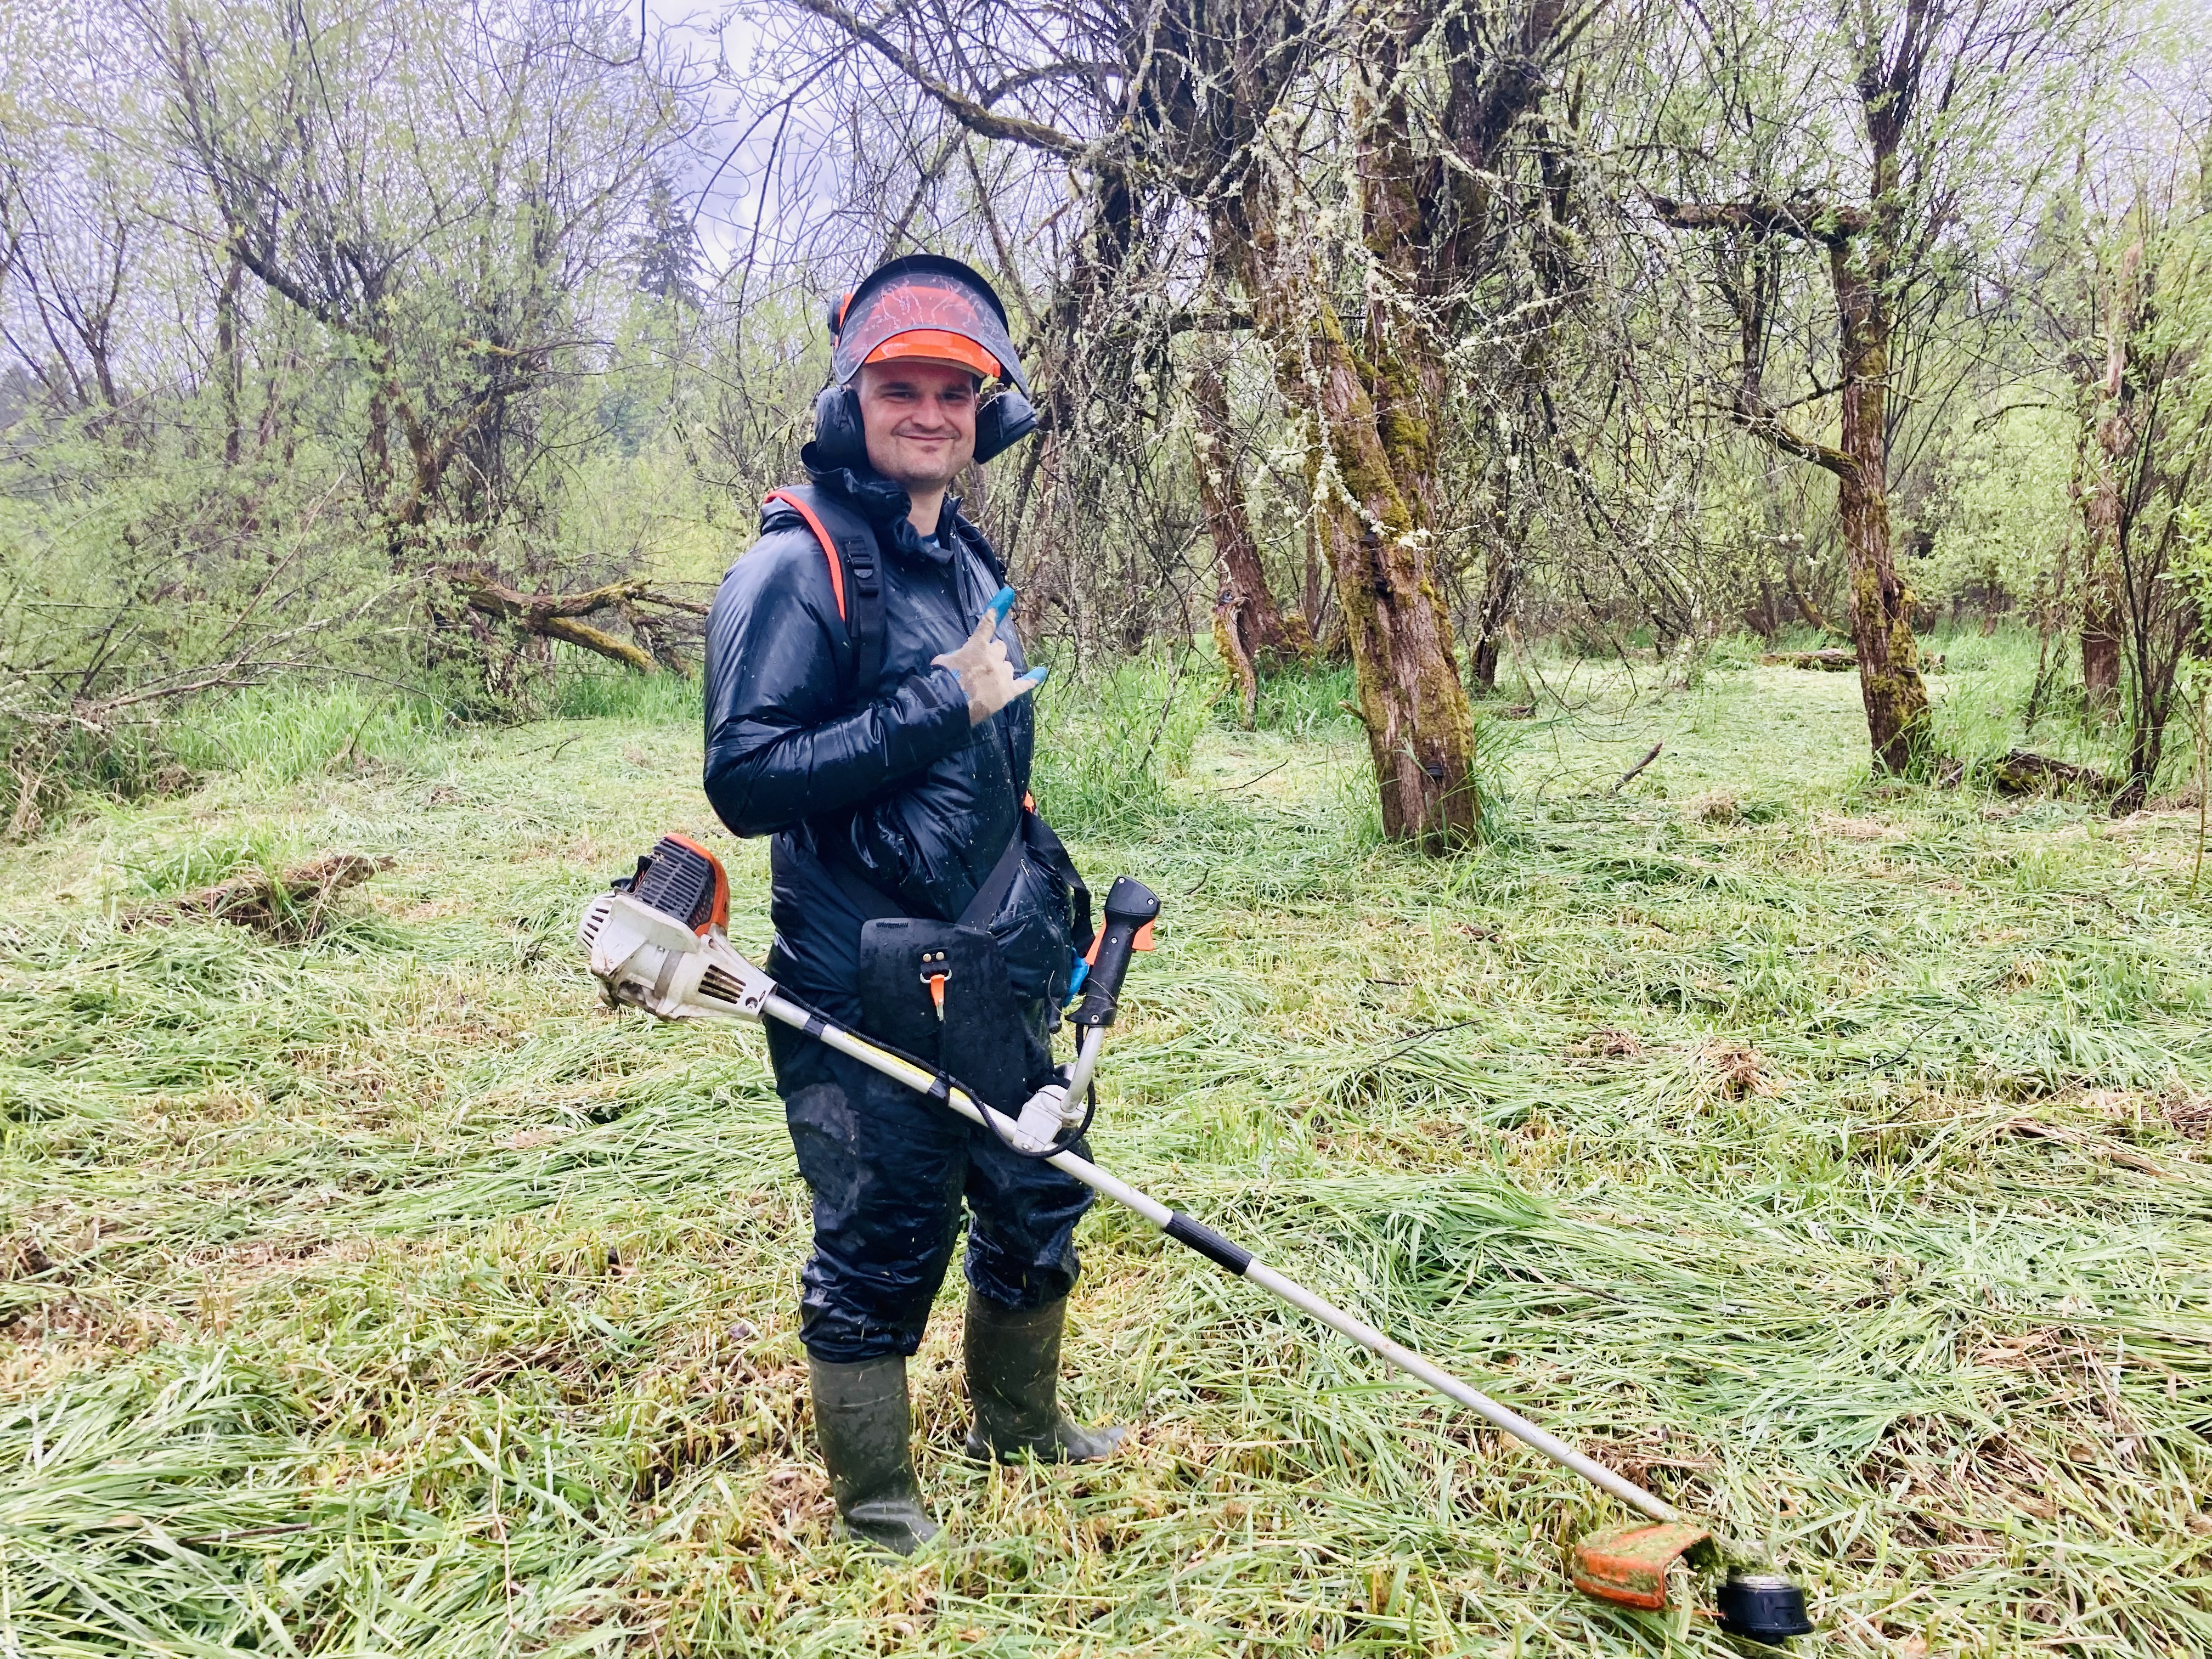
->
[1568, 1521, 1714, 1610]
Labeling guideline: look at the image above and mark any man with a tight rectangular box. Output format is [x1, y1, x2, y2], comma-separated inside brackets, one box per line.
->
[702, 256, 1123, 1555]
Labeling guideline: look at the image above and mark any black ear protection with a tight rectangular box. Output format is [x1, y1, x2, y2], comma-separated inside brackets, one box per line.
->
[810, 379, 1038, 470]
[811, 382, 869, 471]
[975, 385, 1037, 463]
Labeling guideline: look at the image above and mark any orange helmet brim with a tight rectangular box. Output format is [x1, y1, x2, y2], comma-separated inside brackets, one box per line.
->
[862, 328, 1001, 380]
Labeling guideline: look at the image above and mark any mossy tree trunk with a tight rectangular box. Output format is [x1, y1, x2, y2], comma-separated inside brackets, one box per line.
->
[1647, 194, 1939, 770]
[1830, 241, 1933, 773]
[2076, 241, 2143, 716]
[1233, 195, 1480, 848]
[1215, 1, 1581, 847]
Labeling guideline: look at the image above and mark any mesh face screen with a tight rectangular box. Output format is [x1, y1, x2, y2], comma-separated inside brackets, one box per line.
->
[831, 266, 1025, 392]
[633, 836, 719, 933]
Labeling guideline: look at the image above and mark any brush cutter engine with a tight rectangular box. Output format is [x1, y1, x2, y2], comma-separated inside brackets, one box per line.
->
[578, 835, 774, 1021]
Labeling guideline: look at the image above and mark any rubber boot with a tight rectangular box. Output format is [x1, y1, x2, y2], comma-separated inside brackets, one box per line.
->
[808, 1355, 940, 1554]
[962, 1290, 1128, 1464]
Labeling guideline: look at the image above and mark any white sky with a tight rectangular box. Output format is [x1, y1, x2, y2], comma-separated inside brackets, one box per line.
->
[644, 1, 853, 280]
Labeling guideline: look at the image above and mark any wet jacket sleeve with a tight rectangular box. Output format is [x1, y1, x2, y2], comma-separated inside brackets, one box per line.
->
[702, 529, 973, 838]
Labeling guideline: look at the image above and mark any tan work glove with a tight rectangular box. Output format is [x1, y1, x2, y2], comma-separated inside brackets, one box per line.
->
[932, 589, 1047, 725]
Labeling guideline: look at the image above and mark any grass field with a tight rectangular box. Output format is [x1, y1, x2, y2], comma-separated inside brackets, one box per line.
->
[3, 641, 2209, 1656]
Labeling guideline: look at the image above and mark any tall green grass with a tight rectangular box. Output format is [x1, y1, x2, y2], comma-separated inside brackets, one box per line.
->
[165, 682, 452, 784]
[1251, 662, 1362, 738]
[2, 658, 2208, 1656]
[1029, 652, 1219, 838]
[550, 664, 707, 723]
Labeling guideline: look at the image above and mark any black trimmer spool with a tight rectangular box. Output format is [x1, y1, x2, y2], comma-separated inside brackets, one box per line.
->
[1716, 1570, 1815, 1645]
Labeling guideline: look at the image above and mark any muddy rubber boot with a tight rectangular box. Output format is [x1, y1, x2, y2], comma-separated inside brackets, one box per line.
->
[962, 1290, 1127, 1464]
[808, 1354, 940, 1555]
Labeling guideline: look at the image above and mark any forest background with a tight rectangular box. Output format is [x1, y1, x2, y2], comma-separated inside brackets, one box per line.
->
[2, 0, 2208, 840]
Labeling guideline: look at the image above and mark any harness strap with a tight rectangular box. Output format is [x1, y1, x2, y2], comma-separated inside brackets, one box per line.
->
[848, 538, 884, 693]
[956, 820, 1030, 929]
[762, 488, 845, 619]
[763, 485, 885, 695]
[1019, 809, 1094, 954]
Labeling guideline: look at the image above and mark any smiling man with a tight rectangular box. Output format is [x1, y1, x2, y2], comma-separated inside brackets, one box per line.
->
[700, 256, 1122, 1555]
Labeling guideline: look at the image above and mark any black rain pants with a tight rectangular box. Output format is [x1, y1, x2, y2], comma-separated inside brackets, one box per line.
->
[764, 996, 1094, 1364]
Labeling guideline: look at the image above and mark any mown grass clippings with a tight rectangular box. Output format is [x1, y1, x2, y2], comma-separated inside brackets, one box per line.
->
[1, 658, 2208, 1655]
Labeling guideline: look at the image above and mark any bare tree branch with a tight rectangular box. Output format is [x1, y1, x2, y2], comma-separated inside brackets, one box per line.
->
[792, 0, 1087, 157]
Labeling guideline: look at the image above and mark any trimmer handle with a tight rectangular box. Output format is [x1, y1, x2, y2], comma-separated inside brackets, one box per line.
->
[1071, 876, 1159, 1029]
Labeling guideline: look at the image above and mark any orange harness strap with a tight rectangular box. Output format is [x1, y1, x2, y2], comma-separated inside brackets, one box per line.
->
[763, 489, 846, 621]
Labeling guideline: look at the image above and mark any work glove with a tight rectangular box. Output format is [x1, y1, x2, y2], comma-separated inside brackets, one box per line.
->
[933, 587, 1047, 725]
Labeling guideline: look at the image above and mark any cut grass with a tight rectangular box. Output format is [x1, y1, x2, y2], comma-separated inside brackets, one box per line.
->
[2, 656, 2208, 1656]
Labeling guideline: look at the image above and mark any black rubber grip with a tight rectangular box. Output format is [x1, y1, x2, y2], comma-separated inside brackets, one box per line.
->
[1165, 1211, 1252, 1276]
[1071, 876, 1161, 1029]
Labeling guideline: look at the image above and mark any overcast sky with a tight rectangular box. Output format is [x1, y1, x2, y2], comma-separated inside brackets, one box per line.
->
[644, 1, 850, 281]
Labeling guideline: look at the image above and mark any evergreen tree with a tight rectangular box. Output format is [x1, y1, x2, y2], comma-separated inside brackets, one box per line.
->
[631, 170, 701, 309]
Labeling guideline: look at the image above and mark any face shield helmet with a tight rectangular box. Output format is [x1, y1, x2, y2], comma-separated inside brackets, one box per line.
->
[811, 255, 1039, 469]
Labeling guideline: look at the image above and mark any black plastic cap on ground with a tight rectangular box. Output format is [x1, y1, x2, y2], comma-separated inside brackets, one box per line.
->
[1716, 1572, 1814, 1644]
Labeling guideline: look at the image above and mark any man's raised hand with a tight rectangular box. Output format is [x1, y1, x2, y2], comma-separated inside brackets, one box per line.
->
[933, 587, 1046, 725]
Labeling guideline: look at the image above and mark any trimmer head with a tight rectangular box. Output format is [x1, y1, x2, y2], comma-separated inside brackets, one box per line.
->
[1716, 1571, 1814, 1644]
[1570, 1522, 1812, 1642]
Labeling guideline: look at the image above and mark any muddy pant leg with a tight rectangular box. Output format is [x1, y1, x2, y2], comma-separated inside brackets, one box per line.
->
[768, 1017, 967, 1363]
[961, 1002, 1095, 1310]
[964, 1000, 1101, 1309]
[962, 1126, 1094, 1310]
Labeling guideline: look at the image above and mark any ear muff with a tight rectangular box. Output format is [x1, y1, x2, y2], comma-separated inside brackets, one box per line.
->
[810, 383, 868, 470]
[973, 386, 1038, 465]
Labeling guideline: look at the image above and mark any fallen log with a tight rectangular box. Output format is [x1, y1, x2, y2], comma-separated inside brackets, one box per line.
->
[1762, 648, 1856, 671]
[1760, 647, 1945, 673]
[138, 853, 394, 942]
[449, 573, 709, 674]
[1988, 749, 2114, 798]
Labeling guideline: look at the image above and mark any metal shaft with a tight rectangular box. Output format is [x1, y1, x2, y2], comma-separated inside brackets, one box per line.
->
[761, 992, 1679, 1525]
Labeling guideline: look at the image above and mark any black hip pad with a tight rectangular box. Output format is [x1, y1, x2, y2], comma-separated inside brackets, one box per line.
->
[857, 919, 1032, 1114]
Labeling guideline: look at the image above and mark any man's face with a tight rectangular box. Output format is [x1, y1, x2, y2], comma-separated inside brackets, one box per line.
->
[855, 359, 979, 491]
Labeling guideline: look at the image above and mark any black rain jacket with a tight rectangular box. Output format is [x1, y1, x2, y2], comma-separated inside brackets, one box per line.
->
[702, 457, 1075, 1018]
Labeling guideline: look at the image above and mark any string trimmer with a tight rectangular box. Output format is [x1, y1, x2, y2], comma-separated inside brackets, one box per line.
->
[577, 835, 1814, 1643]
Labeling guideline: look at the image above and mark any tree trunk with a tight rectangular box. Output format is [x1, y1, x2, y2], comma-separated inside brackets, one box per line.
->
[1213, 588, 1259, 727]
[365, 390, 391, 502]
[1472, 546, 1516, 690]
[215, 252, 244, 467]
[1302, 515, 1328, 645]
[1240, 225, 1478, 847]
[2079, 262, 2137, 716]
[2081, 606, 2122, 709]
[1827, 235, 1932, 772]
[1189, 358, 1302, 665]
